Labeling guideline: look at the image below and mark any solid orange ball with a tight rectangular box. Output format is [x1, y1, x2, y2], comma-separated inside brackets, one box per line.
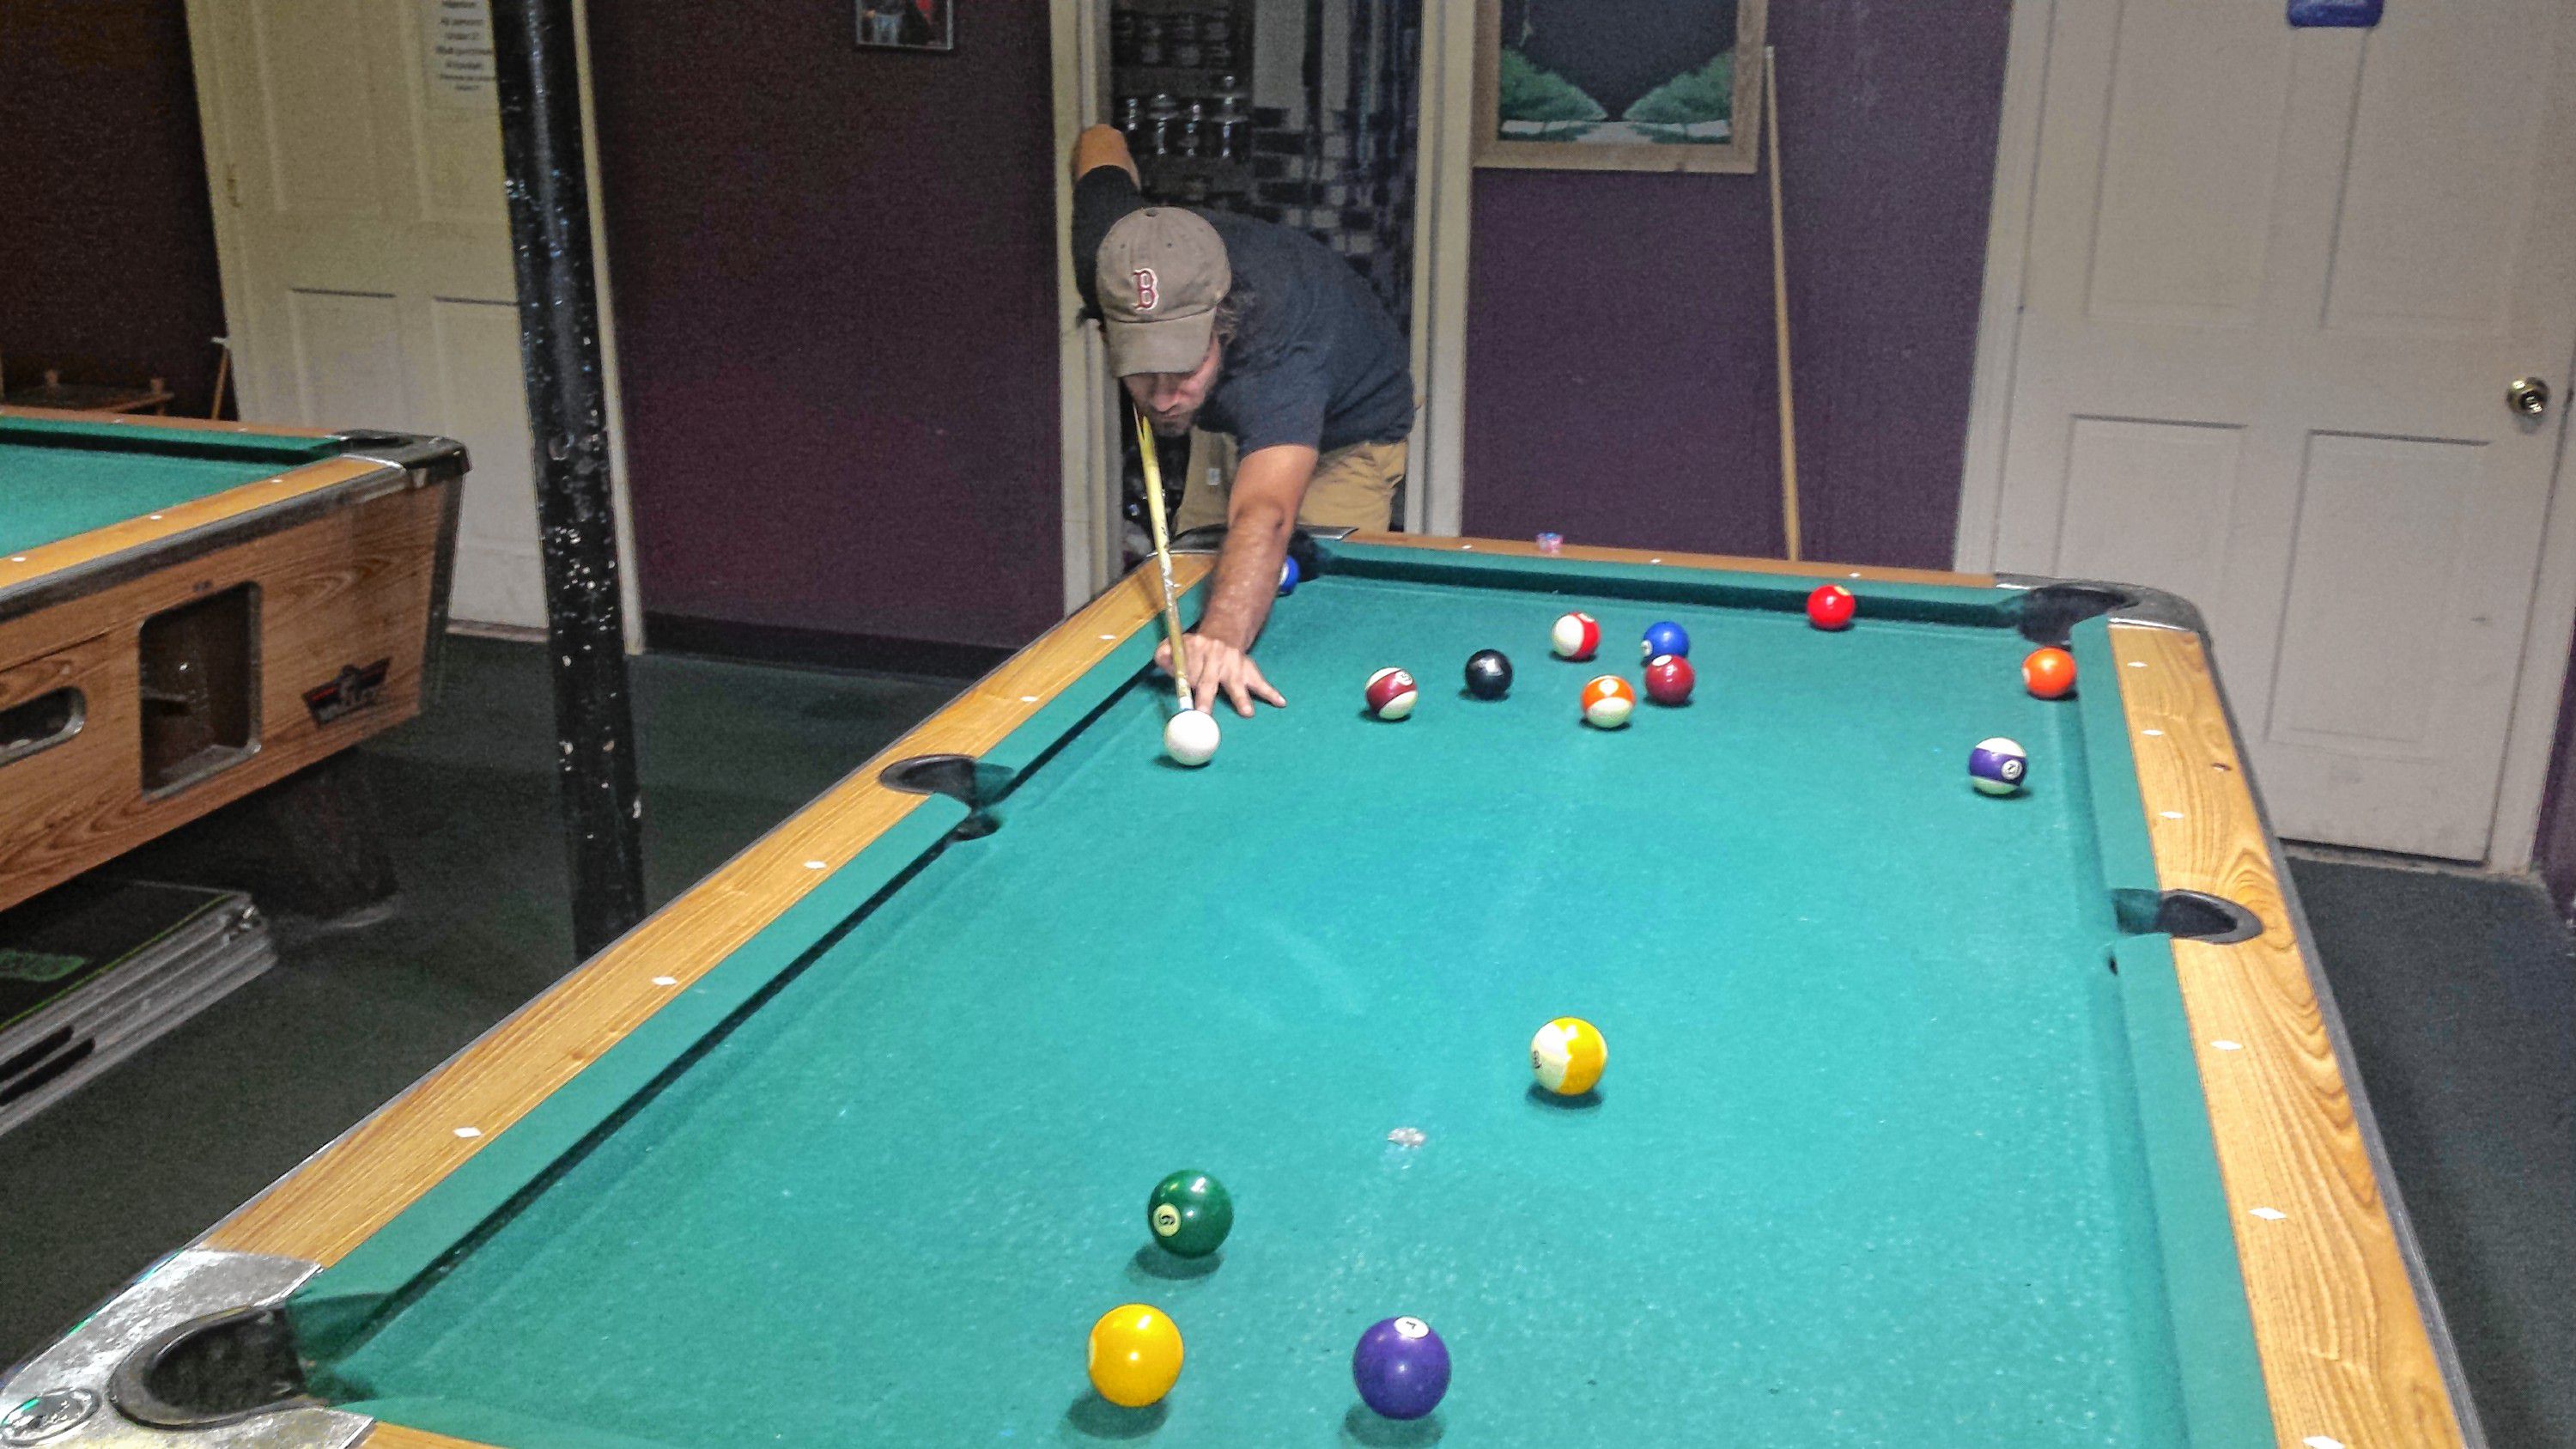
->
[1087, 1304, 1184, 1407]
[2023, 647, 2077, 699]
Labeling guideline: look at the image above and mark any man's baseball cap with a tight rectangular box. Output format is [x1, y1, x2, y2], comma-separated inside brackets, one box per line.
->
[1097, 207, 1230, 377]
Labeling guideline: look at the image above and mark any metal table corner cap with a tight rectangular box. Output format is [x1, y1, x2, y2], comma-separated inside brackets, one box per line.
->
[3, 1251, 369, 1448]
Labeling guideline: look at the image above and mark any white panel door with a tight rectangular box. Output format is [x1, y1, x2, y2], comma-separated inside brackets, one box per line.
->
[190, 0, 544, 630]
[1990, 0, 2576, 859]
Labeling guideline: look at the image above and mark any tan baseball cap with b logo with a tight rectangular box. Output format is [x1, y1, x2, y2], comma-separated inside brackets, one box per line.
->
[1097, 207, 1231, 377]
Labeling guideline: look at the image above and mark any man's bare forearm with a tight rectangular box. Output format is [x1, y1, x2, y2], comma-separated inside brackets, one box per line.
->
[1072, 124, 1140, 185]
[1194, 444, 1315, 649]
[1198, 497, 1291, 648]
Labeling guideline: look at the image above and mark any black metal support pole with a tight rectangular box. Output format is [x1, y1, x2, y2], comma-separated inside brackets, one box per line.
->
[489, 0, 645, 959]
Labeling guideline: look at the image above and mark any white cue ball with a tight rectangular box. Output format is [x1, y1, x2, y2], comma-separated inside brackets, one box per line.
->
[1163, 709, 1221, 767]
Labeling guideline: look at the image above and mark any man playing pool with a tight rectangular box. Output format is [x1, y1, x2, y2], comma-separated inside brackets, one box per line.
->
[1071, 125, 1416, 718]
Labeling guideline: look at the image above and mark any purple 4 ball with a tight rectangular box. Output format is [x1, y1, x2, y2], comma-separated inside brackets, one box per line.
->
[1352, 1315, 1450, 1420]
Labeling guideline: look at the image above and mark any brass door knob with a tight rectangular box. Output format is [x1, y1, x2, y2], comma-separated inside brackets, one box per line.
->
[2509, 376, 2551, 417]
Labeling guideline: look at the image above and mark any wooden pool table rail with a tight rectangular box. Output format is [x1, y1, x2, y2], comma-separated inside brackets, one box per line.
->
[0, 409, 430, 621]
[0, 405, 336, 437]
[1346, 530, 1994, 589]
[359, 1428, 478, 1448]
[0, 455, 390, 601]
[2112, 624, 2469, 1449]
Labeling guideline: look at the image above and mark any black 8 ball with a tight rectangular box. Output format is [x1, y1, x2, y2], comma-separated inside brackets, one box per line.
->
[1464, 648, 1514, 699]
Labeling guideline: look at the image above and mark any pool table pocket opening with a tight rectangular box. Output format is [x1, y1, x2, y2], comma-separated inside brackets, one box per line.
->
[876, 753, 1009, 840]
[2123, 887, 2264, 946]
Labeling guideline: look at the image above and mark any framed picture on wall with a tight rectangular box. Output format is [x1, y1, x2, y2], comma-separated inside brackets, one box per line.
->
[855, 0, 952, 53]
[1475, 0, 1766, 173]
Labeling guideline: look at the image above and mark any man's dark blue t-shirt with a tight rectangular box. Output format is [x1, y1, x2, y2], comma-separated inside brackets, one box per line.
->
[1073, 168, 1414, 455]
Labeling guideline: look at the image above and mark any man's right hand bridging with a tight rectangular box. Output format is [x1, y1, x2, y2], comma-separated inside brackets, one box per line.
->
[1157, 631, 1286, 718]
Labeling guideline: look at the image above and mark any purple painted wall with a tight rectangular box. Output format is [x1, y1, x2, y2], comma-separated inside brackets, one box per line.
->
[1461, 2, 2013, 569]
[586, 3, 1064, 649]
[0, 1, 228, 417]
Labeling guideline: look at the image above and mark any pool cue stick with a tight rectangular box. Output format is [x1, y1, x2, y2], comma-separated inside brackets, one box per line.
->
[1132, 406, 1194, 711]
[208, 337, 232, 420]
[1765, 45, 1803, 563]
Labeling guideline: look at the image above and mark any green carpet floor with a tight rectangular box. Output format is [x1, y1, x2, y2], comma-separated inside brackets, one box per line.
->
[0, 637, 2567, 1446]
[2284, 853, 2576, 1449]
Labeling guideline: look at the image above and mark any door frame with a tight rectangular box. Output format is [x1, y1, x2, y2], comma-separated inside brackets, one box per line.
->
[1950, 0, 2051, 581]
[1952, 0, 2576, 870]
[179, 0, 647, 651]
[1411, 0, 1476, 538]
[1048, 0, 1474, 606]
[1048, 3, 1118, 612]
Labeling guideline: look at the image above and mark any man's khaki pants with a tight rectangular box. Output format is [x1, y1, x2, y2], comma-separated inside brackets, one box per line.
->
[1170, 429, 1407, 535]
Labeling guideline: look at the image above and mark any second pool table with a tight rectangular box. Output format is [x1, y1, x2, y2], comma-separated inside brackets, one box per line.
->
[2, 536, 2474, 1448]
[0, 409, 464, 913]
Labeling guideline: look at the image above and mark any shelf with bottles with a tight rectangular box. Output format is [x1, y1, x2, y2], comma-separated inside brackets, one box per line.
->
[1114, 88, 1254, 167]
[1113, 66, 1245, 98]
[1110, 4, 1249, 72]
[1137, 156, 1252, 209]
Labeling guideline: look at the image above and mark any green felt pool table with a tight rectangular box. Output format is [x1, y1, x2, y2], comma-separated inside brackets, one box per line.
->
[2, 537, 2475, 1449]
[0, 409, 464, 913]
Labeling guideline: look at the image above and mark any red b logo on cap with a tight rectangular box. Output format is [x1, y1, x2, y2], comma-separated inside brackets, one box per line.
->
[1133, 267, 1159, 313]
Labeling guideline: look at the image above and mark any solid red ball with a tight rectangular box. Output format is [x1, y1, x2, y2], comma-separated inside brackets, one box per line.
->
[1807, 584, 1856, 630]
[1643, 654, 1694, 704]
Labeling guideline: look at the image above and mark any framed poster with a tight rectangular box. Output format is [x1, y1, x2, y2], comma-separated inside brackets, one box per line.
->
[1474, 0, 1767, 174]
[855, 0, 952, 53]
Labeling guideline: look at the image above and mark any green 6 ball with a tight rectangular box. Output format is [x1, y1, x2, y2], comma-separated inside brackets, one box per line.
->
[1146, 1169, 1233, 1257]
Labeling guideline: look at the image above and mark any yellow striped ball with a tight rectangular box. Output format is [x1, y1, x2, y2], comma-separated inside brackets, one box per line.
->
[1530, 1017, 1608, 1096]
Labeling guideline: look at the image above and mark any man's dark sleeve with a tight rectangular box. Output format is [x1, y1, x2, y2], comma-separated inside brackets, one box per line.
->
[1070, 167, 1145, 315]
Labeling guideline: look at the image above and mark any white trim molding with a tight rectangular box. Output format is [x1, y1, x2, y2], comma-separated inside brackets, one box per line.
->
[1407, 0, 1476, 537]
[2487, 334, 2576, 872]
[179, 0, 254, 417]
[1953, 0, 2054, 575]
[569, 0, 647, 654]
[1050, 1, 1119, 612]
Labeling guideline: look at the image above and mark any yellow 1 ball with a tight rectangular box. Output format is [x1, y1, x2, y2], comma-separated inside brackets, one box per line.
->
[1531, 1017, 1608, 1096]
[1087, 1303, 1184, 1408]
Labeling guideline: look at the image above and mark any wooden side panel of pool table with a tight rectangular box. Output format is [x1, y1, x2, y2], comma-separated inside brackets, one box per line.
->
[2111, 624, 2467, 1449]
[207, 559, 1212, 1271]
[0, 478, 453, 912]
